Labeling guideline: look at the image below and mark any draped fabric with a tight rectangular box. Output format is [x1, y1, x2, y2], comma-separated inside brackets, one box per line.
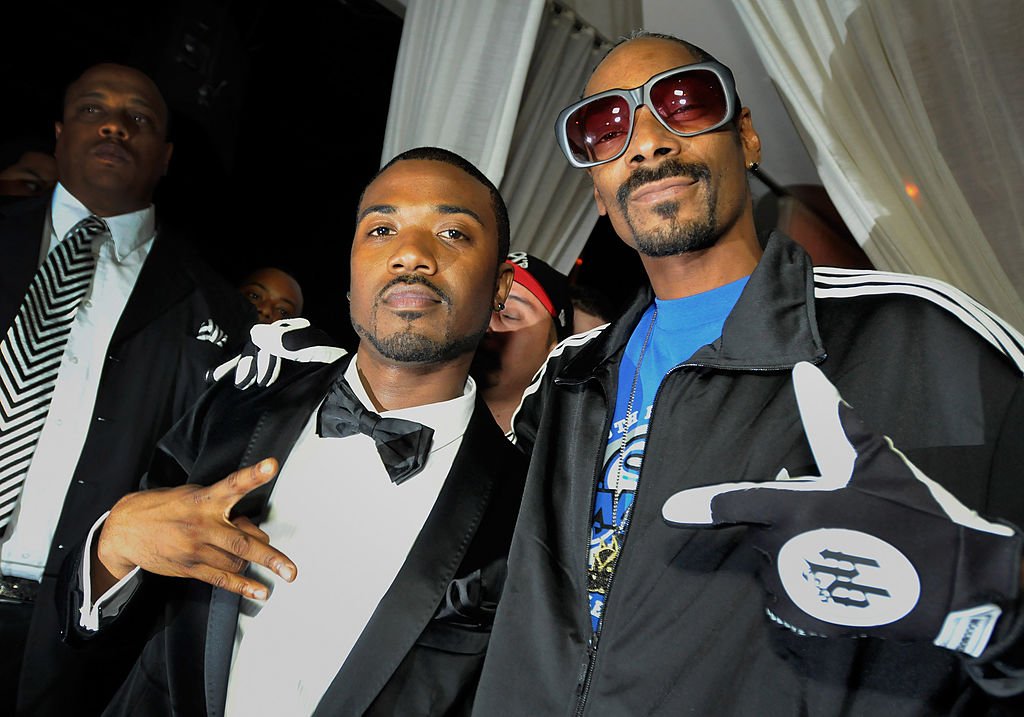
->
[732, 0, 1024, 327]
[380, 0, 544, 187]
[501, 5, 611, 272]
[382, 0, 641, 274]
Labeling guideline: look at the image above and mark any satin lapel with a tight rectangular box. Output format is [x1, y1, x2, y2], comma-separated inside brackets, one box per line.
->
[312, 402, 498, 717]
[0, 198, 48, 333]
[231, 356, 351, 522]
[109, 231, 194, 346]
[203, 356, 352, 716]
[204, 587, 242, 717]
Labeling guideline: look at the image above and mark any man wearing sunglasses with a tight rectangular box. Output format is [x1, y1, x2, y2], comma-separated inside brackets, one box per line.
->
[473, 32, 1024, 715]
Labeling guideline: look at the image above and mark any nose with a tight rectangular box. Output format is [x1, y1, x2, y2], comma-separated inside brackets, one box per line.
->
[99, 110, 132, 140]
[388, 232, 437, 276]
[255, 300, 273, 323]
[625, 106, 682, 165]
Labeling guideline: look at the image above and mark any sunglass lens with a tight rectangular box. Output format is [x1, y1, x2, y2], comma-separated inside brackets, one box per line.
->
[650, 69, 728, 135]
[564, 94, 631, 165]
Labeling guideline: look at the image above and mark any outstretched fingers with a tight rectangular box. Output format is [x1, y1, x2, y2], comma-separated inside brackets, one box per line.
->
[200, 461, 298, 585]
[662, 363, 857, 528]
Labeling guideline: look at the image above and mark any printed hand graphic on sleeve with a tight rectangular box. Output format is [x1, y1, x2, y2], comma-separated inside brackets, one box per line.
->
[207, 318, 346, 388]
[663, 362, 1022, 656]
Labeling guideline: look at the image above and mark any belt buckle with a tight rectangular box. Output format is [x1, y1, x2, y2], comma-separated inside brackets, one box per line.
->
[0, 576, 38, 604]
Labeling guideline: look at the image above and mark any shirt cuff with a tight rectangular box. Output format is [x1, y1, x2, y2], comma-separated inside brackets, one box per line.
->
[78, 511, 142, 632]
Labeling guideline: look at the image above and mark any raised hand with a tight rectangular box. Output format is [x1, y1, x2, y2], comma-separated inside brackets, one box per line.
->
[207, 317, 346, 389]
[662, 362, 1021, 657]
[96, 459, 296, 600]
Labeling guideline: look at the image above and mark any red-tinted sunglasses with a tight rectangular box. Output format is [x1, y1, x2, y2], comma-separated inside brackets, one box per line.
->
[556, 61, 738, 168]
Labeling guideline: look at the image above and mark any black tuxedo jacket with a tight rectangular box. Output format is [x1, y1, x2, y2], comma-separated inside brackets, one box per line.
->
[0, 195, 254, 716]
[61, 354, 529, 716]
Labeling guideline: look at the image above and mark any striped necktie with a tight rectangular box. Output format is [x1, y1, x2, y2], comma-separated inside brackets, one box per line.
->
[0, 215, 107, 533]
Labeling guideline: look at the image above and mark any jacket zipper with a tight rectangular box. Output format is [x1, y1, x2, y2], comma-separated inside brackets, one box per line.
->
[571, 362, 680, 717]
[573, 385, 615, 717]
[569, 350, 827, 715]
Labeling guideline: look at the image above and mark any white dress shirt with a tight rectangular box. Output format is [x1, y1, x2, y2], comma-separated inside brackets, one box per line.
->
[80, 355, 475, 716]
[0, 185, 155, 581]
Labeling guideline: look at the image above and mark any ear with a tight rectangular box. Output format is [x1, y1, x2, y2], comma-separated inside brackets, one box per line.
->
[161, 142, 174, 176]
[54, 121, 63, 141]
[737, 108, 761, 167]
[591, 175, 608, 217]
[495, 262, 514, 307]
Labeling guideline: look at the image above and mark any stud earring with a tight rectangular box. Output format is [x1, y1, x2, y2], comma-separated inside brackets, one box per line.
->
[494, 302, 506, 312]
[747, 161, 760, 172]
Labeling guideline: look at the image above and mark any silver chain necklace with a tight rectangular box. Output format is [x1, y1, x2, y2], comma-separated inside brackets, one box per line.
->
[612, 306, 657, 529]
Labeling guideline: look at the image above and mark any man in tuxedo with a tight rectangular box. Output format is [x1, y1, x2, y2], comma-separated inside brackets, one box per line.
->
[0, 63, 251, 715]
[61, 147, 528, 716]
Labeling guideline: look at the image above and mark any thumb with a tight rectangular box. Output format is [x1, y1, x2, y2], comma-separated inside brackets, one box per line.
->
[234, 355, 258, 389]
[207, 354, 240, 384]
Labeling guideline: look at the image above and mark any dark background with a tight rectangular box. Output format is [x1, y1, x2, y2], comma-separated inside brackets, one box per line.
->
[1, 0, 404, 344]
[1, 0, 645, 344]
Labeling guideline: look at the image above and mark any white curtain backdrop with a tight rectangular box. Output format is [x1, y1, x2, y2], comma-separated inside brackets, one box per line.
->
[380, 0, 545, 186]
[382, 0, 640, 274]
[732, 0, 1024, 327]
[500, 5, 611, 272]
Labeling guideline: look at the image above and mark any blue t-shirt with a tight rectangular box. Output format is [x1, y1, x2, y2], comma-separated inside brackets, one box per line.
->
[588, 276, 749, 633]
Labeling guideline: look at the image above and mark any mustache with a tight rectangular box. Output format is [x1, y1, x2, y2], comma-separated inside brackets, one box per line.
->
[375, 274, 451, 305]
[92, 138, 134, 156]
[616, 160, 711, 208]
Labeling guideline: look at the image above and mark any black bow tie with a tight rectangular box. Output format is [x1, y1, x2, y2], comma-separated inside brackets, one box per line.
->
[316, 377, 435, 484]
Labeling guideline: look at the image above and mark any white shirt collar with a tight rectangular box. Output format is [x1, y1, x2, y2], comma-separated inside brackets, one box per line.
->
[344, 354, 476, 454]
[50, 183, 156, 261]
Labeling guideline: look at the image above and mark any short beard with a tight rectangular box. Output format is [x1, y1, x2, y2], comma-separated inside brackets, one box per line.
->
[616, 160, 719, 257]
[352, 275, 489, 365]
[354, 321, 484, 364]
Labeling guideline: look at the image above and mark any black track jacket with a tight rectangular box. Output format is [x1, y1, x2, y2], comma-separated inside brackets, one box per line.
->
[474, 234, 1024, 716]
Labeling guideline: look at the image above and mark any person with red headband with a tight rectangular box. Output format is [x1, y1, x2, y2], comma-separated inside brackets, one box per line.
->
[472, 252, 574, 433]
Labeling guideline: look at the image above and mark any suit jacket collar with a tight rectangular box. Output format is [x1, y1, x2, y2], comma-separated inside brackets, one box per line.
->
[201, 357, 504, 716]
[0, 195, 202, 348]
[0, 195, 49, 333]
[110, 229, 196, 345]
[313, 396, 504, 716]
[203, 357, 350, 716]
[556, 232, 827, 386]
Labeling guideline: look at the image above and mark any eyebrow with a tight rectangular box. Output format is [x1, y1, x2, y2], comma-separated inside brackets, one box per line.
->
[241, 281, 297, 308]
[357, 204, 396, 222]
[436, 204, 483, 225]
[73, 90, 159, 112]
[357, 203, 484, 226]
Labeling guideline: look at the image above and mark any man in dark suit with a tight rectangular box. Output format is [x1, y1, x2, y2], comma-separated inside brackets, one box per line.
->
[0, 63, 252, 715]
[61, 147, 528, 716]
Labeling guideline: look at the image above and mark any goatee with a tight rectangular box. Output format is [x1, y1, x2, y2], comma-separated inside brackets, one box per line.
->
[616, 160, 719, 257]
[353, 322, 483, 364]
